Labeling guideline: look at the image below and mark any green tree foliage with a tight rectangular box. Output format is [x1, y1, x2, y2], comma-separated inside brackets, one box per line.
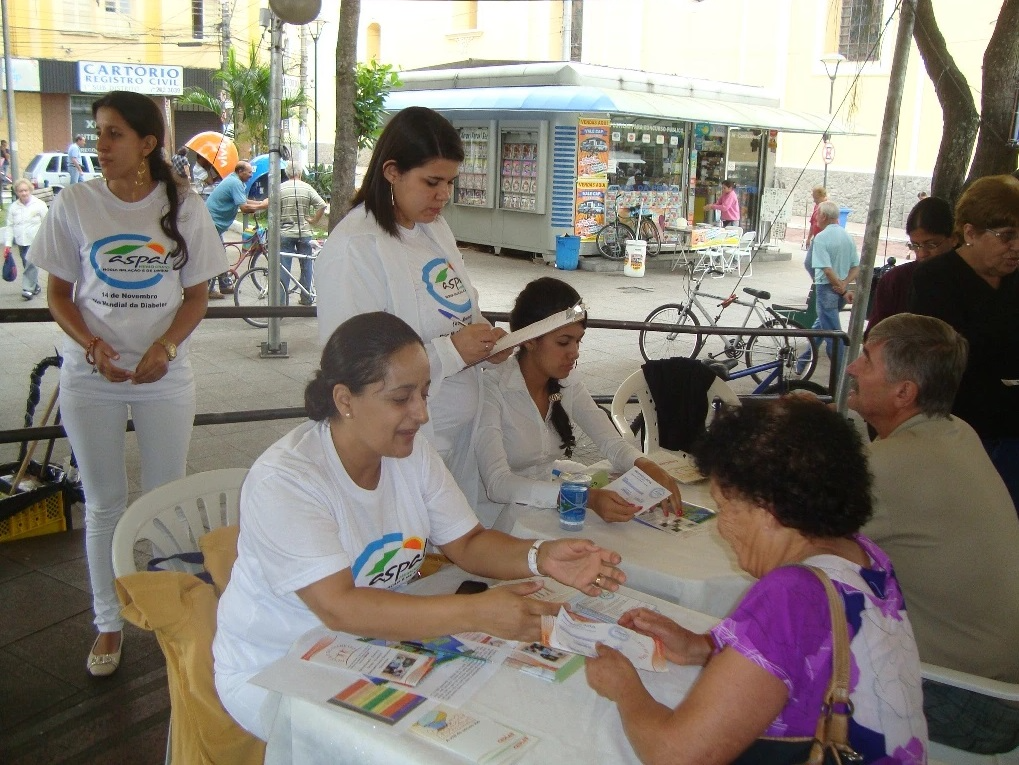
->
[178, 44, 306, 154]
[353, 60, 401, 150]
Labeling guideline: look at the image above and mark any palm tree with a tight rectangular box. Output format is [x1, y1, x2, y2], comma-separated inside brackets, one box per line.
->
[178, 44, 306, 155]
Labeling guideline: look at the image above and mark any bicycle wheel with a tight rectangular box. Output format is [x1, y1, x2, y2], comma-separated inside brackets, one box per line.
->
[234, 267, 290, 329]
[745, 319, 818, 384]
[596, 222, 633, 260]
[638, 219, 661, 258]
[639, 304, 703, 361]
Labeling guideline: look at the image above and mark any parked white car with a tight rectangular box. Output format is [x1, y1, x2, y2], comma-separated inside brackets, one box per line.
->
[24, 151, 102, 193]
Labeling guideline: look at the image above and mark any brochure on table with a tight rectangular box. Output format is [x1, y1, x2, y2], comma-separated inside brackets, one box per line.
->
[252, 568, 709, 762]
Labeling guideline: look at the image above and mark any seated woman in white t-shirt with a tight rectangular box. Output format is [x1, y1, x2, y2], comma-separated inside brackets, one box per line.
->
[213, 311, 626, 741]
[476, 277, 683, 529]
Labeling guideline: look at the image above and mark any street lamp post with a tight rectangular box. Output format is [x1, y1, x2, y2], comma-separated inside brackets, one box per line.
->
[820, 53, 846, 189]
[309, 19, 326, 174]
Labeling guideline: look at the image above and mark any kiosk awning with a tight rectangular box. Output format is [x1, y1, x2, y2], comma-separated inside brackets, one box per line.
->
[385, 85, 859, 136]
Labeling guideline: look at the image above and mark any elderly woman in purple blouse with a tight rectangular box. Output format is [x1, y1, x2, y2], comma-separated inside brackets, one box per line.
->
[585, 398, 928, 765]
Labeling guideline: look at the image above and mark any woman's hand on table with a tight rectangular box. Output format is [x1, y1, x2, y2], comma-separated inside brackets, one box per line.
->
[477, 580, 561, 643]
[450, 323, 506, 365]
[132, 344, 171, 384]
[589, 488, 641, 523]
[539, 538, 625, 596]
[635, 458, 683, 516]
[585, 643, 642, 702]
[617, 608, 714, 666]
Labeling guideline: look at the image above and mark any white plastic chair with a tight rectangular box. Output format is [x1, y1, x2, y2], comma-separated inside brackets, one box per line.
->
[610, 367, 741, 453]
[112, 468, 248, 578]
[722, 230, 757, 277]
[111, 468, 248, 765]
[921, 663, 1019, 765]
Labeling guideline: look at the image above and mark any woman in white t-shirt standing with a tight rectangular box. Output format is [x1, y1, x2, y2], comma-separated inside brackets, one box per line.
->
[316, 107, 511, 506]
[29, 90, 226, 677]
[214, 312, 626, 740]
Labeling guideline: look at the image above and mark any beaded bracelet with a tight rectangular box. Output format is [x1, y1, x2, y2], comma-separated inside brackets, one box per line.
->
[84, 336, 102, 371]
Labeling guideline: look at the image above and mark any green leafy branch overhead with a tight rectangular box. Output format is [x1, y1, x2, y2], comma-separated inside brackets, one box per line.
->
[354, 60, 401, 150]
[178, 44, 307, 154]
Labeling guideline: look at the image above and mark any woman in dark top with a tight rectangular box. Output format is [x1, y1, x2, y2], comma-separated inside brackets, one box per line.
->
[908, 174, 1019, 511]
[868, 196, 956, 331]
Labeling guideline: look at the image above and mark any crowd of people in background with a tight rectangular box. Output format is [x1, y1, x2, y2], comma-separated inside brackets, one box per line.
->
[5, 97, 1018, 762]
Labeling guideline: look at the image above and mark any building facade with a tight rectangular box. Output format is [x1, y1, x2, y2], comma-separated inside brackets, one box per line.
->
[304, 0, 1001, 224]
[0, 0, 266, 170]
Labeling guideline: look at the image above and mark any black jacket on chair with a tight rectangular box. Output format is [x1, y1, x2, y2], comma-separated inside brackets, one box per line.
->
[641, 357, 720, 453]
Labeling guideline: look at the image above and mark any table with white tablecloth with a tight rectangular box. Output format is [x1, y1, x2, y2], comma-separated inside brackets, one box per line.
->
[263, 566, 719, 765]
[494, 475, 753, 619]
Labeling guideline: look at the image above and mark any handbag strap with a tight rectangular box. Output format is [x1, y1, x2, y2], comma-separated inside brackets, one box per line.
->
[801, 564, 858, 764]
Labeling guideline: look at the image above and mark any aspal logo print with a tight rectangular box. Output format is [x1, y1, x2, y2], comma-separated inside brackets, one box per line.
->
[421, 257, 471, 313]
[90, 233, 171, 290]
[352, 533, 425, 587]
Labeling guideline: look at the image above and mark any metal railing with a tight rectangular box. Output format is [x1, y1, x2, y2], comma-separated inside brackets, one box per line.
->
[0, 306, 847, 447]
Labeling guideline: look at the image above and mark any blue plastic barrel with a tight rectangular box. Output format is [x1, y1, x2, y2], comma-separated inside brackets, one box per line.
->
[838, 207, 851, 227]
[555, 235, 581, 270]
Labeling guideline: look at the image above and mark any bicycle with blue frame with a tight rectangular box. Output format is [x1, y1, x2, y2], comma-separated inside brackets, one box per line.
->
[639, 266, 824, 392]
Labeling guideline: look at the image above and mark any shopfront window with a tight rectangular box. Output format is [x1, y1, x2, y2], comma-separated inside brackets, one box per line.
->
[608, 121, 686, 190]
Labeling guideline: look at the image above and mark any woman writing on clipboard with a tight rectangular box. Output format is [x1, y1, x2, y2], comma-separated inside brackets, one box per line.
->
[316, 107, 510, 505]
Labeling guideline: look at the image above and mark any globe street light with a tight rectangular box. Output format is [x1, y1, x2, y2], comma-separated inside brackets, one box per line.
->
[309, 19, 326, 174]
[820, 53, 846, 189]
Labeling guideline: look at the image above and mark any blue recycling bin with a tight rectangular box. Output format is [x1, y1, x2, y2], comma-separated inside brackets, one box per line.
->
[555, 235, 581, 270]
[838, 207, 852, 228]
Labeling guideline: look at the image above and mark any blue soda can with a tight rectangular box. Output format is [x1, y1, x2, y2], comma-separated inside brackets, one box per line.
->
[557, 473, 591, 531]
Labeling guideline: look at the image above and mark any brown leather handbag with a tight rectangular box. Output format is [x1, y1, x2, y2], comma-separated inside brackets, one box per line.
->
[729, 566, 864, 765]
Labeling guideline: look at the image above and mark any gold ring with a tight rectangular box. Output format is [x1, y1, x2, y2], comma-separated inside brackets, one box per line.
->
[593, 574, 603, 588]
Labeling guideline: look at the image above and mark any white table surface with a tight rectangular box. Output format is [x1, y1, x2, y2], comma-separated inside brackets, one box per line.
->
[264, 567, 719, 765]
[495, 478, 753, 619]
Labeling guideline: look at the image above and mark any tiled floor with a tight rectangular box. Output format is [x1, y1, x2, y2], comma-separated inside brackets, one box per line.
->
[0, 219, 910, 762]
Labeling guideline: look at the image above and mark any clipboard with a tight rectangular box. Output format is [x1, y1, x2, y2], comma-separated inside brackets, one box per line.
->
[476, 302, 587, 364]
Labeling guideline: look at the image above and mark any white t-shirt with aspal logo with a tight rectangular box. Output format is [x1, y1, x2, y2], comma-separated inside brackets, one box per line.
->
[27, 179, 226, 398]
[402, 224, 479, 452]
[214, 420, 479, 698]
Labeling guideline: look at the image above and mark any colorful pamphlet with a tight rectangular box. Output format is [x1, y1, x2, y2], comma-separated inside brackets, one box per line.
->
[302, 633, 435, 687]
[540, 607, 666, 672]
[410, 705, 537, 764]
[327, 677, 428, 725]
[633, 502, 717, 536]
[504, 641, 585, 683]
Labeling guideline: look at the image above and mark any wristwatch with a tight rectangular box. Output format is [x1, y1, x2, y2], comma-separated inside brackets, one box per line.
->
[155, 337, 177, 361]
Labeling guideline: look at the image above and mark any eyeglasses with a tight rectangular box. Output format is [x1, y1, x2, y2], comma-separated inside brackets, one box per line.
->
[983, 228, 1019, 245]
[905, 239, 947, 252]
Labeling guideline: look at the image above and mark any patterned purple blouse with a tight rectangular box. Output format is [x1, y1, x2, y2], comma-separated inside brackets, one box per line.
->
[710, 534, 928, 763]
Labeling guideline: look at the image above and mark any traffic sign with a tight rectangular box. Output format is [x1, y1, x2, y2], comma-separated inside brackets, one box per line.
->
[822, 141, 835, 165]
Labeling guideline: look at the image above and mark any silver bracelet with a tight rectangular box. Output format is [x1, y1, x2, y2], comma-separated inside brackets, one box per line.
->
[527, 539, 546, 576]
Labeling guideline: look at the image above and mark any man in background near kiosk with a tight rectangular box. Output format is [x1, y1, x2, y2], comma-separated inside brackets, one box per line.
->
[801, 200, 859, 362]
[848, 313, 1019, 756]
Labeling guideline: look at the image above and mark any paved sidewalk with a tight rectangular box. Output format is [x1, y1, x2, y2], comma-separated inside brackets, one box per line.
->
[1, 230, 871, 499]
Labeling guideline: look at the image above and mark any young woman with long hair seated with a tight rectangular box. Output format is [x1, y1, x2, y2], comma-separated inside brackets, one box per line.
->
[475, 277, 682, 528]
[213, 312, 625, 741]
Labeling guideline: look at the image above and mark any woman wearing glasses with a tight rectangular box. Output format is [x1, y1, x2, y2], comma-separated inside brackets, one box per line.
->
[867, 196, 955, 330]
[909, 175, 1019, 511]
